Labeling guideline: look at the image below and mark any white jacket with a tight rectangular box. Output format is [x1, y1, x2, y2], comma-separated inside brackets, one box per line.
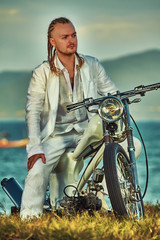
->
[26, 54, 118, 157]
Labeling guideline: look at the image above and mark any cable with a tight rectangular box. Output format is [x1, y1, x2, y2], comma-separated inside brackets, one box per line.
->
[130, 114, 149, 200]
[63, 185, 79, 199]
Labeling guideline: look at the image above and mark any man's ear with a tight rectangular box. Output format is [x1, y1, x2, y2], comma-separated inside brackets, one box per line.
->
[49, 38, 55, 47]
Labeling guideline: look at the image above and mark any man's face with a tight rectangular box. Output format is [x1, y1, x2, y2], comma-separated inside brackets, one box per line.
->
[50, 23, 78, 56]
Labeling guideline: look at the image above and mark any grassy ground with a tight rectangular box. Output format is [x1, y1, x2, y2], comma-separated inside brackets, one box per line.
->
[0, 203, 159, 240]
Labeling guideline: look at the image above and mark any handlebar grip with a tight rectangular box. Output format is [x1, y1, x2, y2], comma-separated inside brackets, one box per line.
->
[66, 98, 94, 112]
[66, 101, 84, 112]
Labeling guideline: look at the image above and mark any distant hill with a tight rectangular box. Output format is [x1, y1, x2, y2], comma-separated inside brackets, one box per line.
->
[101, 49, 160, 120]
[0, 49, 160, 120]
[0, 71, 31, 119]
[101, 49, 160, 92]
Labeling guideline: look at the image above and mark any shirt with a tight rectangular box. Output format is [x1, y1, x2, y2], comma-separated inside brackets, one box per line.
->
[53, 54, 88, 135]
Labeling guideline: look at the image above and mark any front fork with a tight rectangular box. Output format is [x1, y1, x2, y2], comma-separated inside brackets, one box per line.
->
[123, 99, 140, 194]
[103, 99, 140, 194]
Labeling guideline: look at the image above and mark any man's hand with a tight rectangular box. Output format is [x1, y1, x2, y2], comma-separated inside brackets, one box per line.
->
[27, 153, 46, 171]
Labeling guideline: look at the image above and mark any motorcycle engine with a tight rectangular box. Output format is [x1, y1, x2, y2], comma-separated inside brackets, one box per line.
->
[56, 192, 102, 214]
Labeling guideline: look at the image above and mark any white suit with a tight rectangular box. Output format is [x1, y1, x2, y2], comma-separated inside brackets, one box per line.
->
[20, 54, 118, 218]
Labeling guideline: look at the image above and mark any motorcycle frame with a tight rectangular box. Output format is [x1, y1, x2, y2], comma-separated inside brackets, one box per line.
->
[76, 142, 105, 193]
[67, 82, 160, 197]
[76, 97, 140, 197]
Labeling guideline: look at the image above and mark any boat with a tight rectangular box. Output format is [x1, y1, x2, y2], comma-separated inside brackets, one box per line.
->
[0, 138, 28, 148]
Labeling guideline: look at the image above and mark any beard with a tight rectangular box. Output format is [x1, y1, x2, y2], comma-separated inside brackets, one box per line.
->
[56, 44, 77, 56]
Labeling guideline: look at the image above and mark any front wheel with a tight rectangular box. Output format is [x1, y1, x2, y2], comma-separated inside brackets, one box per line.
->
[103, 143, 144, 219]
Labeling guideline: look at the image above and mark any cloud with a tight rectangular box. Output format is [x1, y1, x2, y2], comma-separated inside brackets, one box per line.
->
[78, 21, 138, 42]
[149, 106, 160, 113]
[77, 18, 160, 59]
[0, 6, 22, 23]
[0, 111, 7, 118]
[15, 110, 25, 117]
[0, 7, 20, 15]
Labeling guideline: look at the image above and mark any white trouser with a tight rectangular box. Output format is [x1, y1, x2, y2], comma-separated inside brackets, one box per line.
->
[20, 129, 83, 219]
[20, 131, 142, 219]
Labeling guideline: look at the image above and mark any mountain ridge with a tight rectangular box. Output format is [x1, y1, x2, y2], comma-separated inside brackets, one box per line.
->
[0, 49, 160, 120]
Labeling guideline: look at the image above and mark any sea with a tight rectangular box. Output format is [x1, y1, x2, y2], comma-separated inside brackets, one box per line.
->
[0, 121, 160, 215]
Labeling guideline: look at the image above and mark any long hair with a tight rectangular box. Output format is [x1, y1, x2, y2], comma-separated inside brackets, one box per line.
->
[47, 17, 84, 74]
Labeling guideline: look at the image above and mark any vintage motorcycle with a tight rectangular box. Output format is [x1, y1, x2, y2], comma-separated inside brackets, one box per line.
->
[49, 82, 160, 219]
[1, 82, 160, 219]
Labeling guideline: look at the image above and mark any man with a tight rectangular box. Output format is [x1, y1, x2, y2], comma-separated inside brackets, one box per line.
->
[20, 17, 118, 219]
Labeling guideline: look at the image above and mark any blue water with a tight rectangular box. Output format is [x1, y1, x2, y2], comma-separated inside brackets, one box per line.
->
[0, 121, 160, 214]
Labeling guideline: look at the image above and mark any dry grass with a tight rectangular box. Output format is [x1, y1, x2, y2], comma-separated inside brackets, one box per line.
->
[0, 203, 160, 240]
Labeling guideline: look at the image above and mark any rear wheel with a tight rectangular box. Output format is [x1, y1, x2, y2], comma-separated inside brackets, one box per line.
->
[103, 143, 144, 219]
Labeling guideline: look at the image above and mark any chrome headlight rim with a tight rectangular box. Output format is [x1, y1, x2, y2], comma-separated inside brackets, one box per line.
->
[98, 96, 124, 123]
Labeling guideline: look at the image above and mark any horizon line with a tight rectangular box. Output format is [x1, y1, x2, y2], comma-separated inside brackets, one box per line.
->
[0, 48, 160, 73]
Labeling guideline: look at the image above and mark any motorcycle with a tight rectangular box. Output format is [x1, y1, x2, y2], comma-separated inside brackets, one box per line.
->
[1, 82, 160, 219]
[49, 82, 160, 219]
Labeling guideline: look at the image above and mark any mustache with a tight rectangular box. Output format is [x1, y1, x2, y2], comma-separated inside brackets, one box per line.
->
[67, 44, 75, 47]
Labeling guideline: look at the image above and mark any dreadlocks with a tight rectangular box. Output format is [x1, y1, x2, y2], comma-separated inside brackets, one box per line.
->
[47, 17, 84, 74]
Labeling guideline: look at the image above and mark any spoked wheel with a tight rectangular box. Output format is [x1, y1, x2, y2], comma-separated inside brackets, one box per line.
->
[103, 143, 144, 219]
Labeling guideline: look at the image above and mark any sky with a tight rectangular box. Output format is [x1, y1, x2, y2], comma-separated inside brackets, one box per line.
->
[0, 0, 160, 71]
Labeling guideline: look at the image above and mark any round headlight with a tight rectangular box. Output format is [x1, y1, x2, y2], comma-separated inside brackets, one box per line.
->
[98, 96, 123, 122]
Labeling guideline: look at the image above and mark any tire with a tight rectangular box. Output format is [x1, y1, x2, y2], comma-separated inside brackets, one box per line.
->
[103, 143, 144, 219]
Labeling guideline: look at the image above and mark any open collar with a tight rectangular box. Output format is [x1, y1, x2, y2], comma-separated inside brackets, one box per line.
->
[54, 52, 79, 72]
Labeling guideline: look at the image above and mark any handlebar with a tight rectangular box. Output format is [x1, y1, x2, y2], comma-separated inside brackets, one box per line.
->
[66, 82, 160, 112]
[120, 82, 160, 99]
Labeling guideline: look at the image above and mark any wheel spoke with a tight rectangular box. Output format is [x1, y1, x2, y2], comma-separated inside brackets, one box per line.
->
[116, 152, 143, 218]
[103, 143, 144, 219]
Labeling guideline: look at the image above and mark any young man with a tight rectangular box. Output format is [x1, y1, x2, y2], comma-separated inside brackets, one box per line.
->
[20, 17, 118, 219]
